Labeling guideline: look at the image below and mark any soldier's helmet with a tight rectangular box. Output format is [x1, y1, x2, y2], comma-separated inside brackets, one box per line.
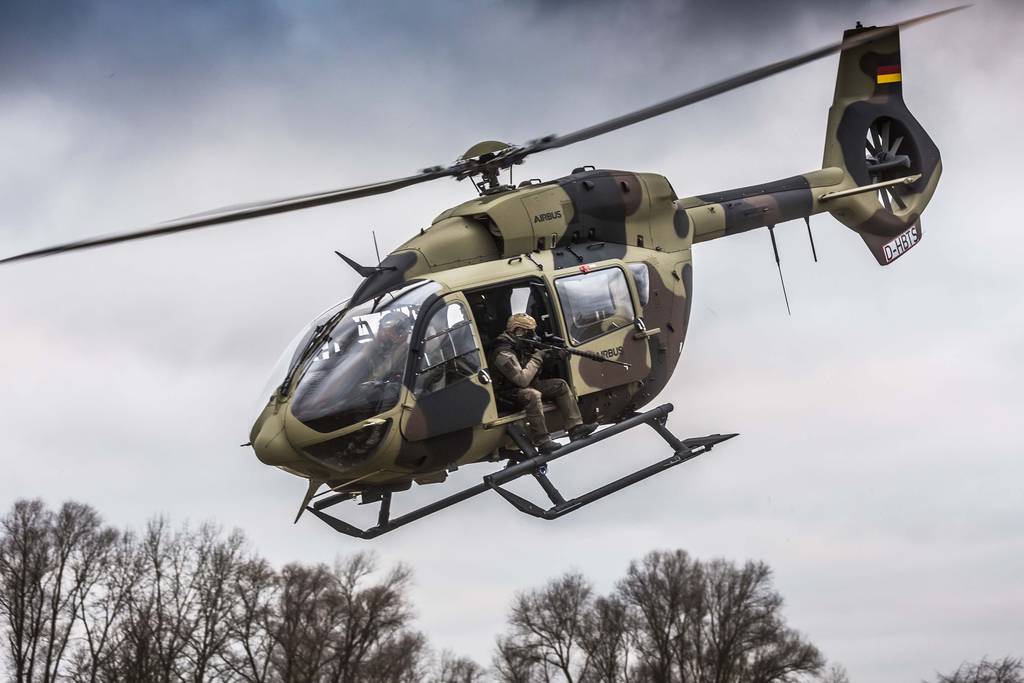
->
[378, 310, 413, 344]
[506, 313, 537, 334]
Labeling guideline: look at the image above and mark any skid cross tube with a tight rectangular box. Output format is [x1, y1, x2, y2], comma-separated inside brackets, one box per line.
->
[308, 482, 491, 540]
[306, 403, 738, 539]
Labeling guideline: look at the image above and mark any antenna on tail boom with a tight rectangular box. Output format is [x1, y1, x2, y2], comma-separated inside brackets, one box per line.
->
[805, 217, 818, 263]
[767, 225, 791, 316]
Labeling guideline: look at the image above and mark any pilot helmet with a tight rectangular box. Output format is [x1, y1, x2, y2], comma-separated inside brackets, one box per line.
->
[378, 310, 413, 342]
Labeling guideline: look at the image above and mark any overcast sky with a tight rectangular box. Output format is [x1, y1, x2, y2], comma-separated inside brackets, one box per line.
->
[1, 0, 1022, 680]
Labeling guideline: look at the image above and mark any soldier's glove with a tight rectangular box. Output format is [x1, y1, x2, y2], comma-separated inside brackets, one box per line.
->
[530, 350, 547, 364]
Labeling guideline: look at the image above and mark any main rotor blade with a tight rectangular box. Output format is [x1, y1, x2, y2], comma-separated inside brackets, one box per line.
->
[1, 6, 966, 267]
[0, 167, 455, 265]
[523, 6, 967, 155]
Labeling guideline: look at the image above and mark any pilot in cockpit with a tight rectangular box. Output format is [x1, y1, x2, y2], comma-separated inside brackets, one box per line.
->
[371, 311, 414, 383]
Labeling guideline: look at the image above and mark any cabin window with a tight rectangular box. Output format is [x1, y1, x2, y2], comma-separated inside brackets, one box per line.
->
[627, 263, 651, 308]
[414, 301, 481, 396]
[555, 268, 636, 344]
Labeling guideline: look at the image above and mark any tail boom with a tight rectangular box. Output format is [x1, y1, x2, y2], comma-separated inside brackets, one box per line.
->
[677, 19, 941, 266]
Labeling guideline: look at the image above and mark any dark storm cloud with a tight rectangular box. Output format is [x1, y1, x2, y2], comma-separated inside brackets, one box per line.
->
[0, 0, 289, 77]
[0, 0, 876, 115]
[516, 0, 876, 51]
[0, 1, 490, 92]
[523, 0, 860, 25]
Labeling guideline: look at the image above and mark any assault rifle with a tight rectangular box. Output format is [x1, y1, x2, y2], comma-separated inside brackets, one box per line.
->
[518, 334, 631, 369]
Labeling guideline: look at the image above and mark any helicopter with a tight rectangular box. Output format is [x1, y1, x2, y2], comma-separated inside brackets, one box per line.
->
[1, 9, 961, 539]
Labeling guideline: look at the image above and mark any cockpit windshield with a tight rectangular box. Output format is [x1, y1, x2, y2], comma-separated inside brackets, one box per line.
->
[290, 281, 440, 433]
[254, 300, 346, 422]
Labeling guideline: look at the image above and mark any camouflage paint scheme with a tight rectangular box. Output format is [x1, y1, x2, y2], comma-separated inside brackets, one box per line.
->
[249, 24, 941, 504]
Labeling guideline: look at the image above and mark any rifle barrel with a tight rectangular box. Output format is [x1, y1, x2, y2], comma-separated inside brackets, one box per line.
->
[525, 338, 631, 369]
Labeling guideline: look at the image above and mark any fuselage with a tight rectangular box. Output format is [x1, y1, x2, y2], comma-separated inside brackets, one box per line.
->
[250, 169, 698, 492]
[249, 165, 857, 495]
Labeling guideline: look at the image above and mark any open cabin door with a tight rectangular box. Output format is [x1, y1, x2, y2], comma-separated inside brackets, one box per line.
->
[401, 292, 497, 441]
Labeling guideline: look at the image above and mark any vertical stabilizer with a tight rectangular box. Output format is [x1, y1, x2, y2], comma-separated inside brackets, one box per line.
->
[822, 23, 942, 265]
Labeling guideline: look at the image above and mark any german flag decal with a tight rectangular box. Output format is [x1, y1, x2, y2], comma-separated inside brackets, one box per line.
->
[877, 64, 902, 84]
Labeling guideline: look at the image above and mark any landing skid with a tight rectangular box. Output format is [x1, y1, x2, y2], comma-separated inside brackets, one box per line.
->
[307, 403, 737, 540]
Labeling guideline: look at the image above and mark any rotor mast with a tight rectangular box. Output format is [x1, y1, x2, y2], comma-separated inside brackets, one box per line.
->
[451, 139, 529, 195]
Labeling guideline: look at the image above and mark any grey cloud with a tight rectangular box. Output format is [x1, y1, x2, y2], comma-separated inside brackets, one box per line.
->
[2, 1, 1023, 682]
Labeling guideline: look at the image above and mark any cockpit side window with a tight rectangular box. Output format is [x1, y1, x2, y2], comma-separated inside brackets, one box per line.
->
[413, 301, 481, 397]
[554, 268, 636, 344]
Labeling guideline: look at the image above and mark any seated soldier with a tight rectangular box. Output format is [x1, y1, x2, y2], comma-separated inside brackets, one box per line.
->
[491, 313, 597, 454]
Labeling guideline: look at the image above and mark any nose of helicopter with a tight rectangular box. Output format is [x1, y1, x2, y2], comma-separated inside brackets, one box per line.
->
[250, 398, 396, 481]
[250, 402, 306, 470]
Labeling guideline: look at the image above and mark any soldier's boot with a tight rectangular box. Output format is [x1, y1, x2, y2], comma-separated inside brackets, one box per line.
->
[535, 438, 560, 455]
[568, 422, 598, 441]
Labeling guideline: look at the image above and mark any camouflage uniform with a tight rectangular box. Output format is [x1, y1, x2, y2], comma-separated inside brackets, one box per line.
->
[491, 331, 583, 442]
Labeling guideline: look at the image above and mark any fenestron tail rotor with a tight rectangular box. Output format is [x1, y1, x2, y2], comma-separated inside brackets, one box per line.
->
[865, 117, 915, 211]
[0, 6, 966, 266]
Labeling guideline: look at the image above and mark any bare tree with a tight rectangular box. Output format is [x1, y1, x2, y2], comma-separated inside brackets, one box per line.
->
[692, 559, 822, 683]
[503, 571, 594, 683]
[265, 553, 425, 683]
[494, 551, 825, 683]
[184, 524, 246, 682]
[618, 552, 823, 683]
[359, 629, 428, 683]
[578, 596, 632, 683]
[0, 500, 53, 682]
[220, 556, 280, 683]
[0, 500, 435, 683]
[494, 634, 544, 683]
[324, 553, 419, 683]
[40, 502, 118, 683]
[932, 657, 1024, 683]
[617, 549, 704, 683]
[269, 562, 338, 682]
[107, 517, 204, 681]
[818, 663, 849, 683]
[433, 649, 487, 683]
[1, 500, 123, 683]
[100, 517, 250, 682]
[69, 530, 144, 683]
[4, 500, 835, 683]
